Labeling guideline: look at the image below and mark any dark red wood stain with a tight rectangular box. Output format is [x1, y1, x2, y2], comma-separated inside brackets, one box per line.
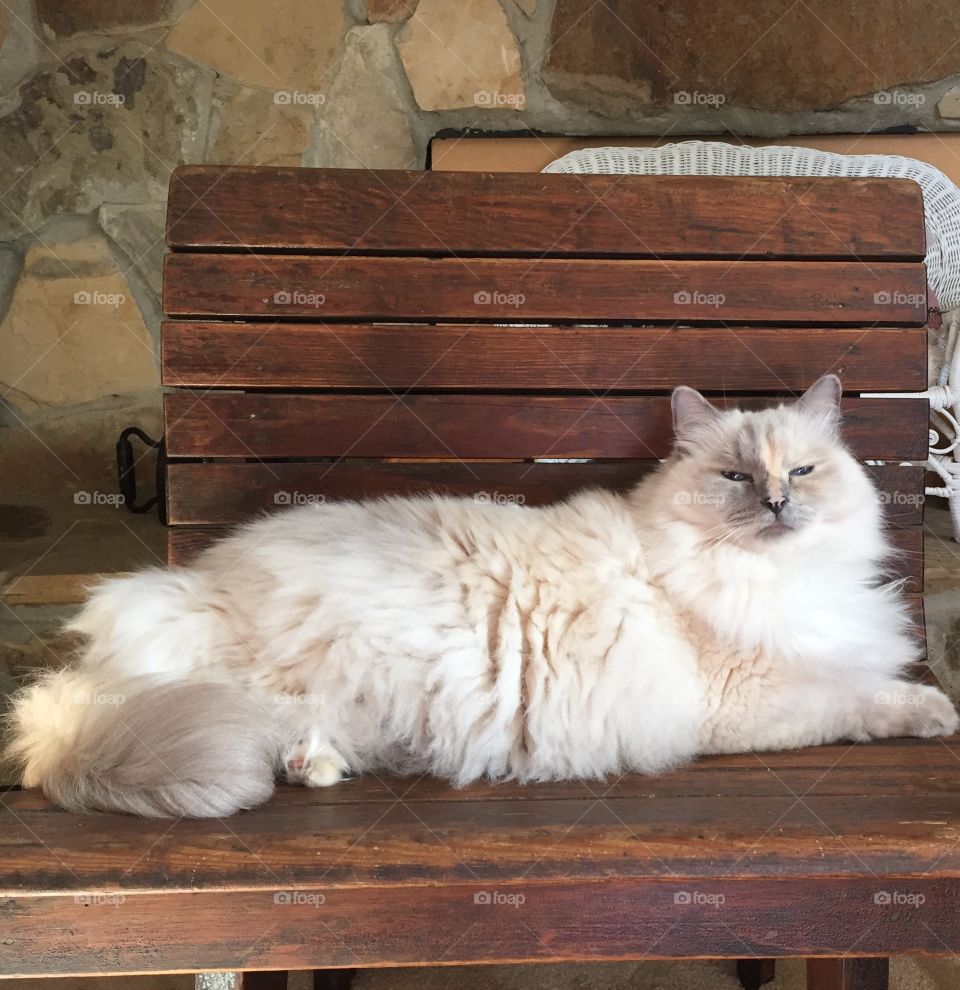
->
[163, 255, 928, 325]
[165, 168, 926, 259]
[161, 323, 927, 392]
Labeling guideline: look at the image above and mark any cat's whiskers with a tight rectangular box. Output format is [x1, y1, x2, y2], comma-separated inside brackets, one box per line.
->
[703, 521, 755, 551]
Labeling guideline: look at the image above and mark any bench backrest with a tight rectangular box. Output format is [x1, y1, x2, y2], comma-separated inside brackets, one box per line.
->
[161, 166, 928, 629]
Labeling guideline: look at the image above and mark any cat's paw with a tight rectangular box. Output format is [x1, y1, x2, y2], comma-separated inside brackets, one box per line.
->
[303, 752, 350, 787]
[283, 738, 351, 787]
[864, 683, 959, 739]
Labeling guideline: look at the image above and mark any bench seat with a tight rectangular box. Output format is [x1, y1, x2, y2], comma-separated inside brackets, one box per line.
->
[1, 165, 954, 988]
[2, 736, 960, 977]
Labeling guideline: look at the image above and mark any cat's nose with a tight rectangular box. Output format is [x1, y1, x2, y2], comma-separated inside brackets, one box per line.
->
[762, 495, 789, 517]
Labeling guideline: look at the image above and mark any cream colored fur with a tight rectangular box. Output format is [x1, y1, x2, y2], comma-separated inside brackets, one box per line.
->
[6, 376, 957, 816]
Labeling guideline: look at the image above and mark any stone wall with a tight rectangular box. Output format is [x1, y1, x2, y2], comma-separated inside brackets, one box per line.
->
[3, 0, 960, 509]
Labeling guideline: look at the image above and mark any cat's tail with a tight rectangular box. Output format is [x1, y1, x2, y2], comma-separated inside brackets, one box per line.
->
[5, 668, 281, 818]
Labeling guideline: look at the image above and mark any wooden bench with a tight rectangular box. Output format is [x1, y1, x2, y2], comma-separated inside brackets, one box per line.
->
[1, 166, 954, 990]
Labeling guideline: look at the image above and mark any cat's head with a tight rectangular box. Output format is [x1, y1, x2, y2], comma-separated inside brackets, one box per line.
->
[665, 374, 875, 550]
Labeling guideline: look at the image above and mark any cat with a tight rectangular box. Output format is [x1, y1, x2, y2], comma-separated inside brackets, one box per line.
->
[6, 374, 957, 818]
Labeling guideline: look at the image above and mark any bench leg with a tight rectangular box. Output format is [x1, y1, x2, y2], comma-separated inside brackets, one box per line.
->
[313, 969, 356, 990]
[737, 959, 776, 989]
[807, 958, 889, 990]
[241, 973, 289, 990]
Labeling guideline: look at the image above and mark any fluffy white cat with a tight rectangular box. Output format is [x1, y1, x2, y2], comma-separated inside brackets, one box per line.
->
[7, 375, 957, 817]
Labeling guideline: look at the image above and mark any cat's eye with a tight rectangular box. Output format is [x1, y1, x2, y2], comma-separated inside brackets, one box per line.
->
[721, 470, 751, 482]
[789, 465, 815, 477]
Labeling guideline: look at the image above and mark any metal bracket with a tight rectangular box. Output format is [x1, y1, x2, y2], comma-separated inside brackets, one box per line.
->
[116, 426, 166, 523]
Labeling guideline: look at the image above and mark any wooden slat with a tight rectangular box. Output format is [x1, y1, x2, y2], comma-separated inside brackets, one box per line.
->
[0, 573, 94, 606]
[162, 256, 928, 325]
[166, 461, 650, 524]
[4, 731, 960, 975]
[5, 876, 959, 975]
[909, 596, 926, 648]
[14, 745, 958, 883]
[891, 527, 923, 593]
[868, 464, 926, 526]
[164, 461, 925, 528]
[907, 596, 926, 653]
[161, 323, 927, 392]
[165, 525, 923, 593]
[165, 168, 926, 259]
[17, 739, 960, 808]
[163, 394, 929, 460]
[4, 876, 960, 975]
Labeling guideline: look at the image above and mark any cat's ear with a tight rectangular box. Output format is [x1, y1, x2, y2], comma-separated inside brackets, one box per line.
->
[796, 374, 842, 422]
[671, 386, 720, 441]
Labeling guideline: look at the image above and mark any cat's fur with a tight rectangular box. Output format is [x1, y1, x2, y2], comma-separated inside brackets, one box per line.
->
[6, 375, 957, 817]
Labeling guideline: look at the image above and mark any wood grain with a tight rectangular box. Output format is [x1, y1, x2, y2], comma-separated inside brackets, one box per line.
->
[0, 573, 94, 606]
[3, 734, 960, 976]
[163, 461, 925, 527]
[4, 740, 960, 883]
[162, 255, 928, 325]
[164, 460, 653, 524]
[163, 394, 929, 460]
[165, 167, 926, 260]
[2, 878, 957, 976]
[161, 323, 927, 392]
[19, 738, 960, 813]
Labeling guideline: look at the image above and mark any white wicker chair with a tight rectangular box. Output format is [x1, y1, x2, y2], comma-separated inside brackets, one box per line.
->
[545, 142, 960, 541]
